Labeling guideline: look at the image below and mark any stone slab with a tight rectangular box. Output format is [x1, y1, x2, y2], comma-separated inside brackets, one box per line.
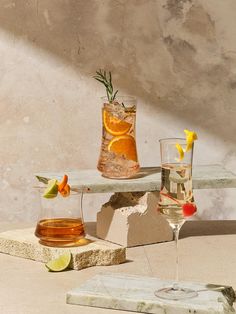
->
[36, 164, 236, 193]
[0, 228, 126, 270]
[67, 273, 236, 313]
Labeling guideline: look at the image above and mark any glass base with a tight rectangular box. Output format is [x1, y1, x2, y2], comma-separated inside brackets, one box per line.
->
[155, 286, 198, 300]
[35, 218, 86, 247]
[38, 235, 88, 248]
[101, 173, 139, 179]
[97, 162, 140, 179]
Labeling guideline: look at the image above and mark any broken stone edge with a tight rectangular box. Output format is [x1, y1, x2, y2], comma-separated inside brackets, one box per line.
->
[0, 236, 126, 270]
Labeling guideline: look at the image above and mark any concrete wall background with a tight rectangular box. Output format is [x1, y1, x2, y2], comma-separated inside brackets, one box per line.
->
[0, 0, 236, 223]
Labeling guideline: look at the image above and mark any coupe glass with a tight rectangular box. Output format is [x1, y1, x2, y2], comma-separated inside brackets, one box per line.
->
[155, 138, 197, 300]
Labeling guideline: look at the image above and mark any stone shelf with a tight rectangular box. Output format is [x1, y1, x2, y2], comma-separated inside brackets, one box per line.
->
[36, 164, 236, 193]
[35, 164, 236, 247]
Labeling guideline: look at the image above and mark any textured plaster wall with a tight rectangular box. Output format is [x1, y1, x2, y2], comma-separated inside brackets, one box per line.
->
[0, 0, 236, 222]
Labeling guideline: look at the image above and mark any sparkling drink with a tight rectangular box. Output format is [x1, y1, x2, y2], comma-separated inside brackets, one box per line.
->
[97, 97, 140, 178]
[155, 135, 198, 300]
[159, 163, 193, 227]
[35, 218, 85, 247]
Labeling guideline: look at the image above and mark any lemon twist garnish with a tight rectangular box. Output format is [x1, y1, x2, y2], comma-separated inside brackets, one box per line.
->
[175, 143, 184, 161]
[184, 129, 198, 152]
[175, 129, 198, 161]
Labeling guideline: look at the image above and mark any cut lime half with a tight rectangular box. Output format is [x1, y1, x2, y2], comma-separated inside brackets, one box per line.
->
[45, 252, 72, 272]
[43, 179, 58, 199]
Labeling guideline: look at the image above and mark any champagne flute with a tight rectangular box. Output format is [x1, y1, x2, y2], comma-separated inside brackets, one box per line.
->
[155, 138, 197, 300]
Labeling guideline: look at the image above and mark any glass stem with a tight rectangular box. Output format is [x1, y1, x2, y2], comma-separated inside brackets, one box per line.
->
[173, 224, 181, 290]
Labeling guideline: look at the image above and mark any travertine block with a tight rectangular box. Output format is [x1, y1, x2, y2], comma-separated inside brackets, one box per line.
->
[96, 191, 173, 247]
[67, 273, 236, 313]
[0, 228, 126, 270]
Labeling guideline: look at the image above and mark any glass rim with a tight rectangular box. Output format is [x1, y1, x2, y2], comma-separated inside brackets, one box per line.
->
[159, 137, 186, 142]
[101, 95, 137, 102]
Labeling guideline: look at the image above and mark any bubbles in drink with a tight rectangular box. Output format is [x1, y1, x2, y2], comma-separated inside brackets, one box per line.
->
[158, 163, 194, 226]
[97, 101, 139, 178]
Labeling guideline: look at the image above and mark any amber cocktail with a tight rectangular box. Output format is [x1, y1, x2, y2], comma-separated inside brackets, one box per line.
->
[34, 178, 85, 247]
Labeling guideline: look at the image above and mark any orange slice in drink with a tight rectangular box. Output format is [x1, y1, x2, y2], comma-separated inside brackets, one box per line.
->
[108, 135, 138, 161]
[103, 110, 132, 136]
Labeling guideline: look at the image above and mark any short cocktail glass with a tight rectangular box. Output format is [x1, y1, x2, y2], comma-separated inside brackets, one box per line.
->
[97, 96, 140, 179]
[155, 138, 197, 300]
[35, 189, 85, 247]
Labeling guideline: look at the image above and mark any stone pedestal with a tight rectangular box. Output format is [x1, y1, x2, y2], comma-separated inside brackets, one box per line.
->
[67, 272, 236, 313]
[96, 191, 173, 247]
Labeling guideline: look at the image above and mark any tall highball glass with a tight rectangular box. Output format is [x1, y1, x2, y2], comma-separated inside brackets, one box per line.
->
[97, 96, 140, 179]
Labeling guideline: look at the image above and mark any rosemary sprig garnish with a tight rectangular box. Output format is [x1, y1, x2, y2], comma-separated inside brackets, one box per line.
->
[94, 69, 118, 103]
[35, 175, 50, 184]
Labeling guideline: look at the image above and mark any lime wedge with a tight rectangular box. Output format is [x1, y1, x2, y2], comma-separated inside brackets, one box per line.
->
[43, 179, 58, 199]
[45, 252, 72, 272]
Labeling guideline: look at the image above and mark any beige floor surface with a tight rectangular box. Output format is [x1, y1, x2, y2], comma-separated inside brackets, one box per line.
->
[0, 221, 236, 314]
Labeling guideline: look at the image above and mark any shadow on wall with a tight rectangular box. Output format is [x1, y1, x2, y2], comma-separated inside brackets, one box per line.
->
[0, 0, 236, 145]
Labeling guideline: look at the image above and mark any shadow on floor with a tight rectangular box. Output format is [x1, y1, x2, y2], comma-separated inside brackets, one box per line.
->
[87, 220, 236, 245]
[180, 220, 236, 239]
